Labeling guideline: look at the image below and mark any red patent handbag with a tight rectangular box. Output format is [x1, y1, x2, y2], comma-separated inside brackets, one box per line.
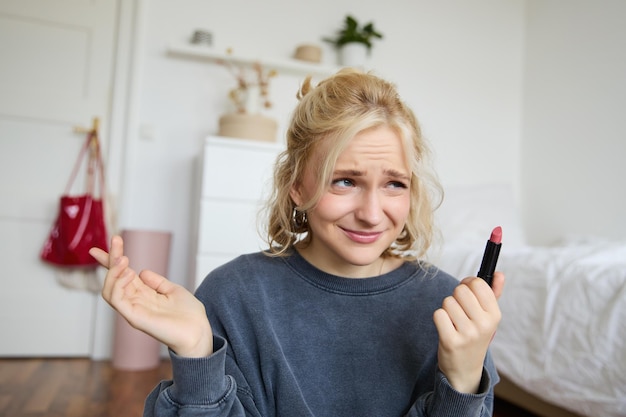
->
[40, 125, 109, 268]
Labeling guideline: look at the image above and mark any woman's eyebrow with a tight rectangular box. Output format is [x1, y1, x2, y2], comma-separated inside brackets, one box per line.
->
[333, 168, 410, 181]
[384, 169, 411, 181]
[333, 169, 363, 177]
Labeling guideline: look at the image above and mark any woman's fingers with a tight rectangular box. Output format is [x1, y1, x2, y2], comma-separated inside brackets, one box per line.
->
[95, 236, 139, 306]
[107, 235, 125, 269]
[139, 269, 176, 295]
[433, 307, 455, 340]
[490, 271, 505, 299]
[460, 272, 506, 300]
[88, 235, 124, 271]
[88, 247, 109, 267]
[441, 290, 472, 332]
[435, 277, 502, 347]
[458, 276, 502, 313]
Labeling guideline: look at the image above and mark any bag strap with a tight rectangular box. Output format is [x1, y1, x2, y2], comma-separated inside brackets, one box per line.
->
[64, 128, 106, 199]
[87, 130, 106, 198]
[64, 126, 107, 250]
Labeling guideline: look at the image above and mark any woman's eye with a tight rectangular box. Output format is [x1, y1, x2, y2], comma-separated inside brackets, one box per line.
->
[388, 181, 408, 189]
[332, 178, 354, 188]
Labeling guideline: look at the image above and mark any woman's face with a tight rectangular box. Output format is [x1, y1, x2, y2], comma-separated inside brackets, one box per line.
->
[290, 125, 411, 278]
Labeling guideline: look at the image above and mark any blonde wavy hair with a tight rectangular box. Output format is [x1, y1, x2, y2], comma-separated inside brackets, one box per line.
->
[262, 68, 442, 260]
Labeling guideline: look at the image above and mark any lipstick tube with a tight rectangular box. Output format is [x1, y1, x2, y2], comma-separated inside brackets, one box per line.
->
[477, 226, 502, 287]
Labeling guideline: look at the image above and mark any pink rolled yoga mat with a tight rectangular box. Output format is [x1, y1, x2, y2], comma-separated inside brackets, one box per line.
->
[112, 229, 172, 371]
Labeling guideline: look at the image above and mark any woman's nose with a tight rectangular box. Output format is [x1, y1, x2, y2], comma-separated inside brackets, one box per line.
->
[355, 190, 383, 225]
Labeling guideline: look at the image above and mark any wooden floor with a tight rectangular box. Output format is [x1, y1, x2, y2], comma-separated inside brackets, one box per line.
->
[0, 358, 538, 417]
[0, 358, 172, 417]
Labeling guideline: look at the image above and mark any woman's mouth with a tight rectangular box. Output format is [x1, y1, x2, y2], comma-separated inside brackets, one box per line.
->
[341, 228, 382, 244]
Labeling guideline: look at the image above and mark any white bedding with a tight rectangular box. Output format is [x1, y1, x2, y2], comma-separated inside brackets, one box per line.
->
[437, 238, 626, 417]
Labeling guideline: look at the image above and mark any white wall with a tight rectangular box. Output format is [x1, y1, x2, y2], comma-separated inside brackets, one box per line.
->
[119, 0, 525, 289]
[522, 0, 626, 244]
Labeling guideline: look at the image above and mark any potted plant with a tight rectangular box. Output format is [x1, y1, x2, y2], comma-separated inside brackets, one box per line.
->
[323, 15, 383, 67]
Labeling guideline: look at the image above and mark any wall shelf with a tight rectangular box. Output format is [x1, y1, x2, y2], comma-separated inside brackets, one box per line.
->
[167, 44, 338, 77]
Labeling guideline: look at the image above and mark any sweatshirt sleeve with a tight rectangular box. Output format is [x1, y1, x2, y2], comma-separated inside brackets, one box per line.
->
[142, 336, 257, 417]
[409, 361, 498, 417]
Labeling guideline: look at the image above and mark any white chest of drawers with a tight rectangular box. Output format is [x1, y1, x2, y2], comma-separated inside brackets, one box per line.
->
[191, 136, 284, 288]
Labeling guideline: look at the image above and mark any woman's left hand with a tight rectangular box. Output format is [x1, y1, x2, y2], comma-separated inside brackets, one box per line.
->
[433, 271, 504, 393]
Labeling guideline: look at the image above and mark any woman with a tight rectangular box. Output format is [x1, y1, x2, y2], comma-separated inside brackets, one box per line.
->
[91, 68, 504, 417]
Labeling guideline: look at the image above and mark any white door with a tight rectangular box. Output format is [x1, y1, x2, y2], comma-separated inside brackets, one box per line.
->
[0, 0, 119, 356]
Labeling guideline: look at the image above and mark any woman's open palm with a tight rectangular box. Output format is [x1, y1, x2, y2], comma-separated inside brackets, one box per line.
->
[90, 236, 214, 358]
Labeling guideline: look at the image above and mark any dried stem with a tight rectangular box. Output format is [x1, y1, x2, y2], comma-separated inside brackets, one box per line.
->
[217, 49, 278, 114]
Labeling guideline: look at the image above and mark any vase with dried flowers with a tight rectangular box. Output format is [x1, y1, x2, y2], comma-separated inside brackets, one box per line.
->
[216, 49, 279, 142]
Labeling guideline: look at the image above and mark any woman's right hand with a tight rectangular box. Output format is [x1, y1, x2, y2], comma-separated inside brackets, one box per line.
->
[90, 235, 214, 358]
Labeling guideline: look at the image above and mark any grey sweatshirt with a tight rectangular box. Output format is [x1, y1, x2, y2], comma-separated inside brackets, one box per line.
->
[144, 251, 498, 417]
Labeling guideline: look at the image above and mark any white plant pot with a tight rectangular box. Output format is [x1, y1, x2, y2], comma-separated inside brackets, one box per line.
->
[339, 43, 368, 68]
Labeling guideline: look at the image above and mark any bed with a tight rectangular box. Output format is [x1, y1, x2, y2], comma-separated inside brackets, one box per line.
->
[431, 184, 626, 417]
